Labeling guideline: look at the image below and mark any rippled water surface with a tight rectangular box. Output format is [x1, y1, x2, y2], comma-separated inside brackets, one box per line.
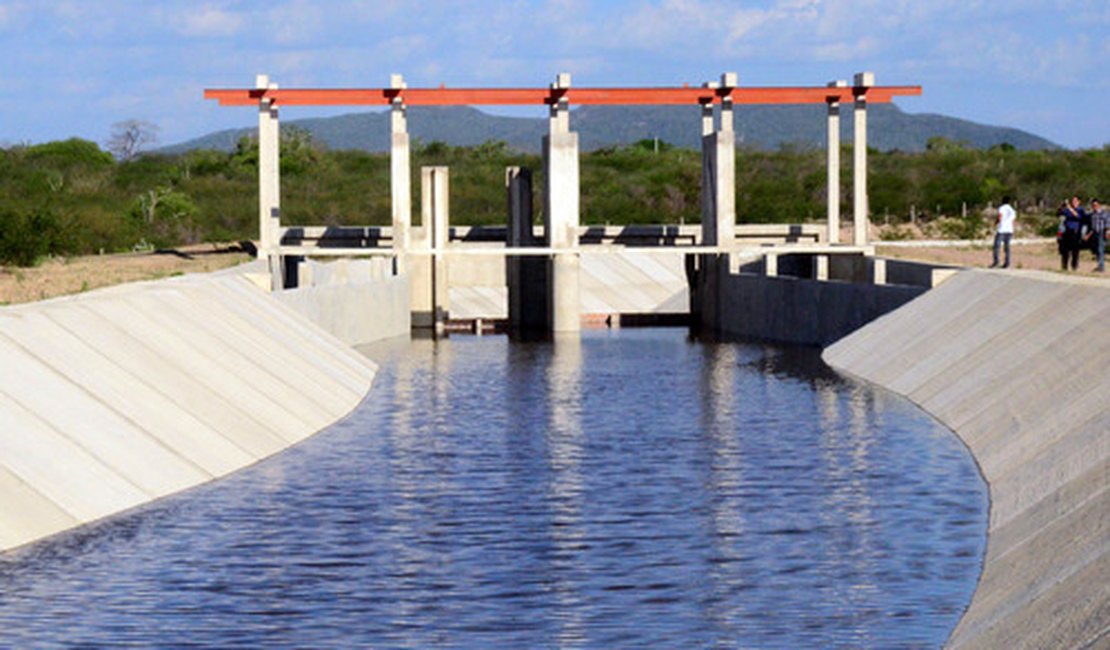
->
[0, 329, 987, 648]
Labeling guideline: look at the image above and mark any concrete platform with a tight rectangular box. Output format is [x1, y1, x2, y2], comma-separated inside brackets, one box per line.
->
[824, 269, 1109, 649]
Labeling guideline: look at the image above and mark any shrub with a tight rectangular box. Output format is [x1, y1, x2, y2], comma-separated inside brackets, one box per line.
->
[25, 138, 115, 169]
[0, 207, 70, 266]
[931, 215, 988, 240]
[129, 187, 200, 248]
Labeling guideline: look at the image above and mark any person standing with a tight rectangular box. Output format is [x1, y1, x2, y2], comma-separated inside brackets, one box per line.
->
[991, 196, 1017, 268]
[1091, 198, 1108, 272]
[1058, 196, 1085, 271]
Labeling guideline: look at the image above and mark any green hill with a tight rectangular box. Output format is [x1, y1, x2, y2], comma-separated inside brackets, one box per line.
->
[166, 103, 1058, 154]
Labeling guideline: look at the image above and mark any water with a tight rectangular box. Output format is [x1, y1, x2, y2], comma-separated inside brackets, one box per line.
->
[0, 329, 987, 649]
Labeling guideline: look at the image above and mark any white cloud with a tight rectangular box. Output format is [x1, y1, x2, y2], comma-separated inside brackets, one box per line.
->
[266, 0, 325, 45]
[48, 2, 121, 40]
[178, 5, 243, 37]
[813, 35, 879, 61]
[722, 8, 776, 46]
[614, 0, 854, 59]
[929, 19, 1104, 88]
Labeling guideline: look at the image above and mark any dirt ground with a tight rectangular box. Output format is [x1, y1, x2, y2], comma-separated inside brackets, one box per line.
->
[0, 243, 254, 305]
[876, 240, 1107, 277]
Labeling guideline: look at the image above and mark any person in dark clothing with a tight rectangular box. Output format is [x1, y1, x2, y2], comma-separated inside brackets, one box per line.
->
[1080, 198, 1097, 255]
[1090, 199, 1107, 272]
[1058, 196, 1085, 271]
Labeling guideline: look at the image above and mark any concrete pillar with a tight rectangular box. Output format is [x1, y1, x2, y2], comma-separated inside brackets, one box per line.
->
[853, 71, 874, 246]
[411, 166, 450, 333]
[700, 133, 735, 246]
[544, 72, 580, 333]
[701, 73, 737, 248]
[694, 74, 738, 335]
[699, 100, 714, 247]
[827, 80, 847, 245]
[256, 74, 280, 263]
[506, 166, 548, 332]
[390, 74, 412, 270]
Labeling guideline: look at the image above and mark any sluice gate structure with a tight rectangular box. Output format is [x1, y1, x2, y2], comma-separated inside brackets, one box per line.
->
[205, 72, 923, 340]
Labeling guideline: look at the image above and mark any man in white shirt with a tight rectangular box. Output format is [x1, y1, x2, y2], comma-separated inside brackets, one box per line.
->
[992, 196, 1017, 268]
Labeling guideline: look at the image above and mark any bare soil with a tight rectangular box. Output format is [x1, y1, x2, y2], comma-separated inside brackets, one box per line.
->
[0, 243, 253, 306]
[876, 240, 1107, 277]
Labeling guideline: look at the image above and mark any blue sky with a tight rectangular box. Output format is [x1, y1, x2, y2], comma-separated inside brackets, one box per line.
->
[1, 1, 1107, 149]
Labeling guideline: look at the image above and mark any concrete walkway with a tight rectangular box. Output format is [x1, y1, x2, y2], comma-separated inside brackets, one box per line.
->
[824, 269, 1109, 649]
[0, 271, 377, 553]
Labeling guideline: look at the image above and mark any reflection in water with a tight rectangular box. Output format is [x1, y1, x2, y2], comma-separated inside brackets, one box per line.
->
[545, 334, 586, 647]
[699, 343, 748, 642]
[0, 329, 987, 649]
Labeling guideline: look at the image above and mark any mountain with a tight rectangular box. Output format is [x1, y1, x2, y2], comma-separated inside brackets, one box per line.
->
[164, 104, 1058, 154]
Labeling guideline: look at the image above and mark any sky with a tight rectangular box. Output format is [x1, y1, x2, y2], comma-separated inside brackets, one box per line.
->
[0, 0, 1107, 150]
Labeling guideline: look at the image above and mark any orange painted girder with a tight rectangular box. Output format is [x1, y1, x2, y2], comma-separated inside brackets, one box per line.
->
[204, 85, 921, 107]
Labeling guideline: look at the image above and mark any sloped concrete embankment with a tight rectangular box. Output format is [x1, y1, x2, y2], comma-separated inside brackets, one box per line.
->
[823, 270, 1109, 649]
[0, 272, 378, 553]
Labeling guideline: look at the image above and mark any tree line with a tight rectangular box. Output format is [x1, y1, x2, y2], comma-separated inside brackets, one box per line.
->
[1, 131, 1107, 266]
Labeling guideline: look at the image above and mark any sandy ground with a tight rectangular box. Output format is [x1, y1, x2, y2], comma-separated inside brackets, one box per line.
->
[876, 240, 1107, 277]
[0, 243, 253, 305]
[1, 237, 1104, 307]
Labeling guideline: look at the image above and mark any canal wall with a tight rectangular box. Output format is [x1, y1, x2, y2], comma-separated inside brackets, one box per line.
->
[277, 257, 410, 346]
[0, 270, 379, 554]
[694, 255, 942, 346]
[823, 270, 1109, 650]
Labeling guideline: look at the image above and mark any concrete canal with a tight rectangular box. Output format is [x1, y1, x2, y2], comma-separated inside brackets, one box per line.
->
[0, 328, 986, 648]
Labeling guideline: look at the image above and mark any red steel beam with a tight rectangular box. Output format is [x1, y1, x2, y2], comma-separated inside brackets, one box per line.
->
[204, 85, 921, 107]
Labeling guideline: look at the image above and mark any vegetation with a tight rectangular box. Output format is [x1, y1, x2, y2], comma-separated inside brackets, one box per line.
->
[1, 133, 1107, 266]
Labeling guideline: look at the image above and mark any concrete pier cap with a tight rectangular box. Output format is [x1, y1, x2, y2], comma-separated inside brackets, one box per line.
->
[549, 72, 571, 134]
[390, 73, 407, 128]
[719, 72, 736, 132]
